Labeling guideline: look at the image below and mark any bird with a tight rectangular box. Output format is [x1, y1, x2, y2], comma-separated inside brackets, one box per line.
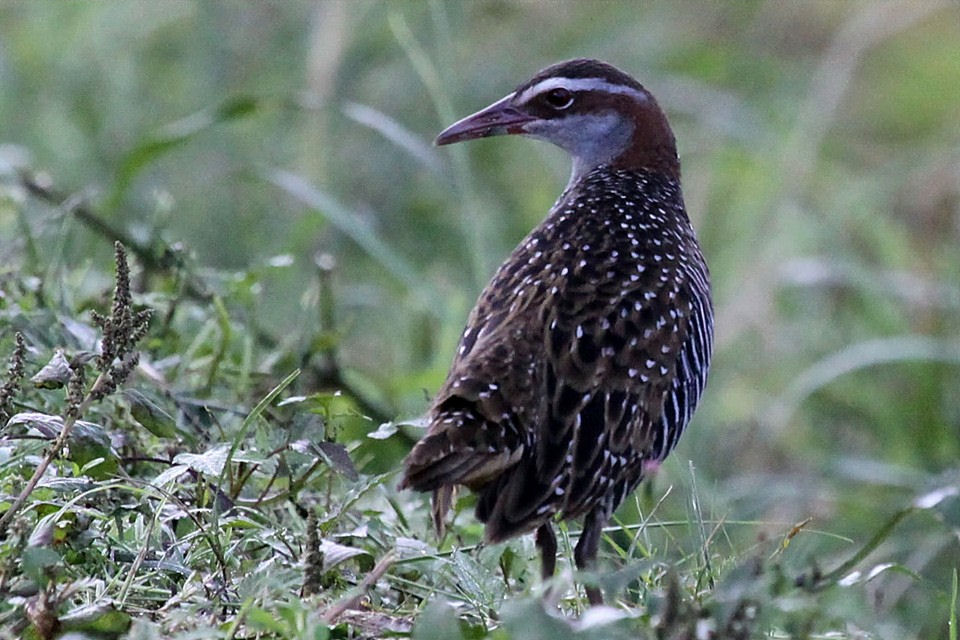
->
[399, 58, 713, 605]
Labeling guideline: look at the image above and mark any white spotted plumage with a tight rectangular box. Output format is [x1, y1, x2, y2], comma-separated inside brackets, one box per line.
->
[401, 58, 713, 605]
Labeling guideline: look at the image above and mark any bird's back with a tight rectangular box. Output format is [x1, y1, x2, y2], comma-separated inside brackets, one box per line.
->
[401, 165, 713, 542]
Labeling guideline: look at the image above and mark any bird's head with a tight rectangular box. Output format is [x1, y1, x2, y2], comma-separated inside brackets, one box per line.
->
[435, 59, 679, 182]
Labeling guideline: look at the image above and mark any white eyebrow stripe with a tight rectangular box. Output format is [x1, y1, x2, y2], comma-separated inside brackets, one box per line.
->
[516, 76, 647, 105]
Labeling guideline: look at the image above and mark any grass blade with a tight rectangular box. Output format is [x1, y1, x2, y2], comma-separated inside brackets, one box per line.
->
[109, 96, 260, 209]
[951, 568, 958, 640]
[389, 10, 491, 290]
[264, 168, 438, 313]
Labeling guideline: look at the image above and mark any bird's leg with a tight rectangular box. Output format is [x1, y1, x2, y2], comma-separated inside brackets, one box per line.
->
[574, 509, 604, 606]
[535, 523, 557, 580]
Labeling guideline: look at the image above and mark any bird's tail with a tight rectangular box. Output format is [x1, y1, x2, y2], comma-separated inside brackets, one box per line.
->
[431, 485, 457, 537]
[399, 401, 525, 536]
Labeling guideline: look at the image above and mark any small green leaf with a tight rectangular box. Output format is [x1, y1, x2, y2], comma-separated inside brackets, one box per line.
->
[28, 514, 57, 547]
[245, 606, 288, 633]
[369, 416, 427, 440]
[7, 412, 117, 478]
[123, 619, 162, 640]
[914, 485, 959, 510]
[6, 411, 72, 437]
[151, 464, 189, 488]
[413, 599, 463, 640]
[60, 603, 132, 635]
[175, 444, 229, 477]
[367, 421, 399, 440]
[67, 421, 118, 478]
[317, 539, 372, 570]
[313, 441, 358, 481]
[500, 598, 572, 640]
[30, 349, 71, 389]
[126, 390, 177, 438]
[21, 546, 61, 586]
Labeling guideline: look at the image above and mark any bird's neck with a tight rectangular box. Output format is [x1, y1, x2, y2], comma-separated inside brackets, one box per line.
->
[557, 166, 686, 227]
[560, 113, 636, 190]
[567, 156, 606, 192]
[613, 98, 681, 181]
[567, 133, 679, 193]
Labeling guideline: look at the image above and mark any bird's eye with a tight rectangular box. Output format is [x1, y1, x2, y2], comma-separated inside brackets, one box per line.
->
[544, 88, 574, 110]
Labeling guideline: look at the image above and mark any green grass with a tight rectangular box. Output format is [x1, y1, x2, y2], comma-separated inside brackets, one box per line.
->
[0, 246, 956, 638]
[1, 2, 959, 638]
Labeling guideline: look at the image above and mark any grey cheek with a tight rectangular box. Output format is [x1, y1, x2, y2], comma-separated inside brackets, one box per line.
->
[531, 114, 632, 160]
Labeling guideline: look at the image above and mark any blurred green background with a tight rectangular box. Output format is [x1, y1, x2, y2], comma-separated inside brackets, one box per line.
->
[1, 0, 959, 634]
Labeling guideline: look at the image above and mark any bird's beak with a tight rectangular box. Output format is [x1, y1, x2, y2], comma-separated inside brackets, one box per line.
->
[435, 94, 536, 146]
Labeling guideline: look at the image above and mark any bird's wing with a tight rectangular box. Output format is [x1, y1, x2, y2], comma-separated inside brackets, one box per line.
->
[535, 259, 695, 521]
[401, 186, 712, 538]
[652, 288, 713, 461]
[399, 260, 541, 494]
[469, 240, 697, 538]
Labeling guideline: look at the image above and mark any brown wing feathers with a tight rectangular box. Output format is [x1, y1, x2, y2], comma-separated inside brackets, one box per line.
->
[400, 169, 708, 544]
